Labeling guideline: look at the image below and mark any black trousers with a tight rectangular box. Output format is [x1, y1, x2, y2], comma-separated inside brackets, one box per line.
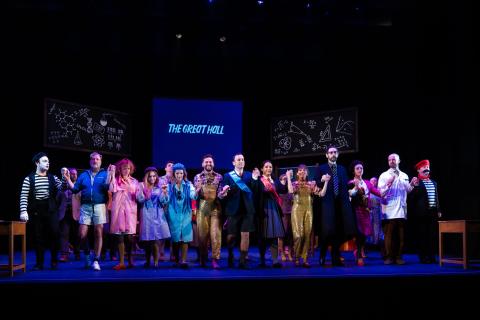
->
[417, 211, 438, 261]
[31, 199, 60, 265]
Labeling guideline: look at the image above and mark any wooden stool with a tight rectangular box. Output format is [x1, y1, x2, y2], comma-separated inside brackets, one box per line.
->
[438, 220, 480, 269]
[0, 220, 27, 276]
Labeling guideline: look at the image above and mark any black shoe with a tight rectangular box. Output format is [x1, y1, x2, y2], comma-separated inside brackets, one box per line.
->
[272, 262, 283, 268]
[332, 259, 345, 267]
[32, 264, 44, 271]
[239, 262, 251, 269]
[228, 255, 235, 268]
[319, 257, 326, 266]
[51, 262, 58, 270]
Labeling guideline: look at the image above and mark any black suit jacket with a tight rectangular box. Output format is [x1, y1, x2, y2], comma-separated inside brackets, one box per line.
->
[221, 170, 257, 216]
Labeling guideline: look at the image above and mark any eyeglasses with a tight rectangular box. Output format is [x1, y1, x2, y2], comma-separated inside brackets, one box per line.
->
[176, 190, 182, 200]
[327, 151, 338, 154]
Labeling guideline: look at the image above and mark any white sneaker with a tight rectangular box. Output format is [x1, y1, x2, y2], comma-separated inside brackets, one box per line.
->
[92, 260, 101, 271]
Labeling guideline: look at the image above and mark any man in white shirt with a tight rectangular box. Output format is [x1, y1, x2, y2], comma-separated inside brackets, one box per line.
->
[378, 153, 418, 265]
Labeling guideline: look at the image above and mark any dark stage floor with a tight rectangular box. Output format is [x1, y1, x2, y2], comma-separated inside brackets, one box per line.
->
[2, 248, 479, 318]
[2, 247, 479, 283]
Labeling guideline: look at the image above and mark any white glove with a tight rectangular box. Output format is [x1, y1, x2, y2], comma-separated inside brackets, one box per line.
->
[20, 212, 29, 222]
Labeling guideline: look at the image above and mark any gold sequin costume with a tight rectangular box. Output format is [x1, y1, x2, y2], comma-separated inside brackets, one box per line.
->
[291, 181, 314, 261]
[194, 171, 223, 261]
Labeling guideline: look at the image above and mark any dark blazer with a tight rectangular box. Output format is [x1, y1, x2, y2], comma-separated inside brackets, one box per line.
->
[221, 170, 258, 216]
[315, 163, 357, 240]
[408, 179, 440, 217]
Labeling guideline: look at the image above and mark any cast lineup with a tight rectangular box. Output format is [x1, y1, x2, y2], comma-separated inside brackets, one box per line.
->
[19, 147, 441, 271]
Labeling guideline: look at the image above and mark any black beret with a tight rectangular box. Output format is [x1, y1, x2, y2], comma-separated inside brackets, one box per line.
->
[32, 152, 48, 163]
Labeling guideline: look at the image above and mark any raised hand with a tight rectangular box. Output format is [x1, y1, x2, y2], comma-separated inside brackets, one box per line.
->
[410, 177, 419, 186]
[161, 183, 168, 195]
[286, 169, 294, 179]
[220, 185, 230, 197]
[63, 169, 70, 181]
[252, 168, 260, 179]
[108, 164, 116, 174]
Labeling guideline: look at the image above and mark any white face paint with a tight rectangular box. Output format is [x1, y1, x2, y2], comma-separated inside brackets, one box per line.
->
[37, 156, 49, 172]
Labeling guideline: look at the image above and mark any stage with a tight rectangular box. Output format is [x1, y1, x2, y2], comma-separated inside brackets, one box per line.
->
[1, 248, 479, 317]
[1, 247, 479, 283]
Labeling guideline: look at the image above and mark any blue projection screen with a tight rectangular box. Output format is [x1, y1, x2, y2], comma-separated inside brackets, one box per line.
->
[152, 98, 243, 170]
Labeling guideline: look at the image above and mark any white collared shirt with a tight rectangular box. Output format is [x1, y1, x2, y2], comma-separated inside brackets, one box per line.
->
[378, 168, 413, 219]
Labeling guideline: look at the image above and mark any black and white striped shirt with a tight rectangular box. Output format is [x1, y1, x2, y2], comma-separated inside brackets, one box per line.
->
[20, 174, 62, 213]
[423, 180, 437, 208]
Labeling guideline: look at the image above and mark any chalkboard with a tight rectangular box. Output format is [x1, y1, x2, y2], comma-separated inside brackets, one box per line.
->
[271, 108, 358, 159]
[44, 98, 131, 156]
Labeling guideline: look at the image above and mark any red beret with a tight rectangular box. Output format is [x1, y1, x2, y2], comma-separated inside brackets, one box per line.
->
[415, 159, 430, 171]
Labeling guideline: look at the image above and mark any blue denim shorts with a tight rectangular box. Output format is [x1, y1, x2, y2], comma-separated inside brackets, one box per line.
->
[79, 203, 107, 225]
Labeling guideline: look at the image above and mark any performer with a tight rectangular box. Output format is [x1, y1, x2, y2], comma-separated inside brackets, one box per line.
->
[348, 160, 382, 266]
[408, 159, 442, 264]
[20, 152, 63, 270]
[57, 167, 80, 262]
[64, 152, 113, 271]
[108, 158, 140, 270]
[219, 153, 260, 269]
[137, 166, 171, 268]
[278, 174, 294, 262]
[159, 160, 174, 261]
[161, 163, 197, 268]
[193, 154, 223, 269]
[255, 160, 286, 268]
[316, 146, 356, 266]
[287, 165, 330, 267]
[378, 153, 417, 265]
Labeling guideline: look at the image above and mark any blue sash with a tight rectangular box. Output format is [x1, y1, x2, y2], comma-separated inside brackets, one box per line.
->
[229, 171, 252, 194]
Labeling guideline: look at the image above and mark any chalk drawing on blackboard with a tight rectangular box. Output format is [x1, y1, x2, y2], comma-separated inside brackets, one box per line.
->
[336, 116, 354, 135]
[93, 122, 105, 134]
[319, 124, 332, 142]
[304, 120, 317, 129]
[100, 113, 111, 126]
[86, 118, 93, 134]
[335, 136, 349, 148]
[92, 134, 105, 148]
[279, 136, 292, 151]
[312, 143, 321, 151]
[289, 122, 312, 143]
[52, 109, 76, 136]
[271, 108, 358, 159]
[74, 131, 82, 146]
[45, 98, 131, 155]
[276, 120, 290, 131]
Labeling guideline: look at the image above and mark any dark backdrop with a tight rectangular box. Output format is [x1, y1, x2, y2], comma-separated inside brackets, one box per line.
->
[2, 1, 477, 224]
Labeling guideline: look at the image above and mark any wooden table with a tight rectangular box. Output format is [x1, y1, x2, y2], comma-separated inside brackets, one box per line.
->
[438, 220, 480, 269]
[0, 221, 27, 276]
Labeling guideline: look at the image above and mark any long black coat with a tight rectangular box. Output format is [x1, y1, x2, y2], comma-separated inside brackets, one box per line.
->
[315, 163, 357, 241]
